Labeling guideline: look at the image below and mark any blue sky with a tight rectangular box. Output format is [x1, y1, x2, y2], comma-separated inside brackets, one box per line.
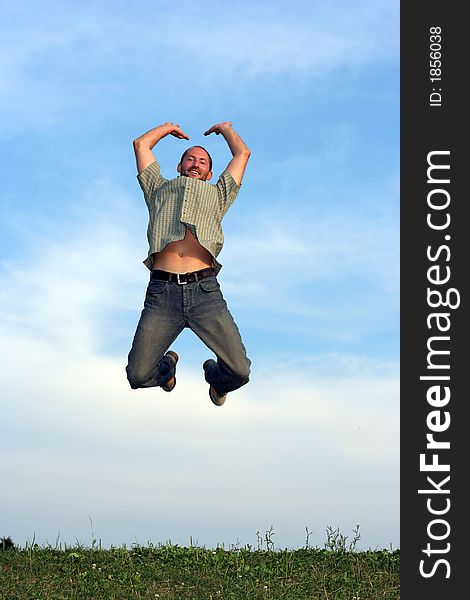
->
[1, 0, 399, 551]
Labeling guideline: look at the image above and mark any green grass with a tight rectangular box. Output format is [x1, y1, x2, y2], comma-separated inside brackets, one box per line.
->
[0, 529, 400, 600]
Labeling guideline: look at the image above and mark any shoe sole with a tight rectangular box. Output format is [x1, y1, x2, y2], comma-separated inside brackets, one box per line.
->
[209, 385, 227, 406]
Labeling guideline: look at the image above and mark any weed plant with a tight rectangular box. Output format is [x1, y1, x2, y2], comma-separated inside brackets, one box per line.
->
[0, 528, 399, 599]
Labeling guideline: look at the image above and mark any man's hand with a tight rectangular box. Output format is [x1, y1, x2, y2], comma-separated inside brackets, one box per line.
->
[133, 122, 190, 174]
[204, 122, 233, 136]
[165, 122, 190, 140]
[204, 121, 250, 185]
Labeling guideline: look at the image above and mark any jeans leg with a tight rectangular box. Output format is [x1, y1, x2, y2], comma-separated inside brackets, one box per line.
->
[126, 279, 184, 389]
[188, 277, 251, 394]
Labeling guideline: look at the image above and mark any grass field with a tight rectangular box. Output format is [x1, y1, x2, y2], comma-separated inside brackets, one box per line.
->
[0, 529, 400, 599]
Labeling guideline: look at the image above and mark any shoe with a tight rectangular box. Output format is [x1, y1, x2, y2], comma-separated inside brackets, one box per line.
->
[209, 385, 227, 406]
[203, 359, 227, 406]
[161, 351, 179, 392]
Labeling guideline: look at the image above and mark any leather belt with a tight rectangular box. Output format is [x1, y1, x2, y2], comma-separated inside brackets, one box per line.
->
[150, 267, 215, 285]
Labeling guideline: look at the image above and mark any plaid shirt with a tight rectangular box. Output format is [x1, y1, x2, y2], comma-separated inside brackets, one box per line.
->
[137, 160, 241, 273]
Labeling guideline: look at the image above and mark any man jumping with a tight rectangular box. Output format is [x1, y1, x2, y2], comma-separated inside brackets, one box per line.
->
[126, 121, 251, 406]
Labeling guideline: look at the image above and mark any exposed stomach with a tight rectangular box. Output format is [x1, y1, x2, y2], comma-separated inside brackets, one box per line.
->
[151, 227, 214, 273]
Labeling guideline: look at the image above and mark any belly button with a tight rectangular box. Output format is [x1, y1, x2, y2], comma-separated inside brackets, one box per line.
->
[179, 252, 184, 257]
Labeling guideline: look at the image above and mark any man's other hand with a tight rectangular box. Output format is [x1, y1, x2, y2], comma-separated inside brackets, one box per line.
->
[204, 122, 233, 136]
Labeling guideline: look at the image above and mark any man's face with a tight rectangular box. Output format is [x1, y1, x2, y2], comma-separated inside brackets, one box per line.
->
[177, 147, 212, 181]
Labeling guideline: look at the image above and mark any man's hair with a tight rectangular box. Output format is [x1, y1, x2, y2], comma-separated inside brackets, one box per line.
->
[179, 146, 213, 171]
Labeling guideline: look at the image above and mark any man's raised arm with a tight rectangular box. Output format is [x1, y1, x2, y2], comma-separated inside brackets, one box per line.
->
[204, 122, 251, 185]
[133, 122, 190, 175]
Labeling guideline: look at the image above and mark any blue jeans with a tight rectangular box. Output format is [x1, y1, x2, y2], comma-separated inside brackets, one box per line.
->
[126, 275, 251, 394]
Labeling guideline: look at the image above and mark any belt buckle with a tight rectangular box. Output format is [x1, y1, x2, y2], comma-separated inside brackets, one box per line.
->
[176, 273, 188, 285]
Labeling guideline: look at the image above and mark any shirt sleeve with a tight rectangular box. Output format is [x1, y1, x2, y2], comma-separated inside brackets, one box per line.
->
[215, 170, 241, 217]
[137, 160, 167, 207]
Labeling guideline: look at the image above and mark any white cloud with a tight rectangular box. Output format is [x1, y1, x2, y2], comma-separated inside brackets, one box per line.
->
[0, 171, 398, 550]
[150, 0, 398, 79]
[2, 1, 398, 74]
[0, 1, 398, 136]
[220, 202, 399, 320]
[0, 175, 144, 351]
[1, 329, 399, 550]
[1, 167, 397, 354]
[0, 0, 399, 553]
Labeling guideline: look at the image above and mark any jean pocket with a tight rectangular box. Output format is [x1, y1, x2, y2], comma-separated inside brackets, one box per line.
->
[199, 277, 220, 293]
[147, 280, 168, 295]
